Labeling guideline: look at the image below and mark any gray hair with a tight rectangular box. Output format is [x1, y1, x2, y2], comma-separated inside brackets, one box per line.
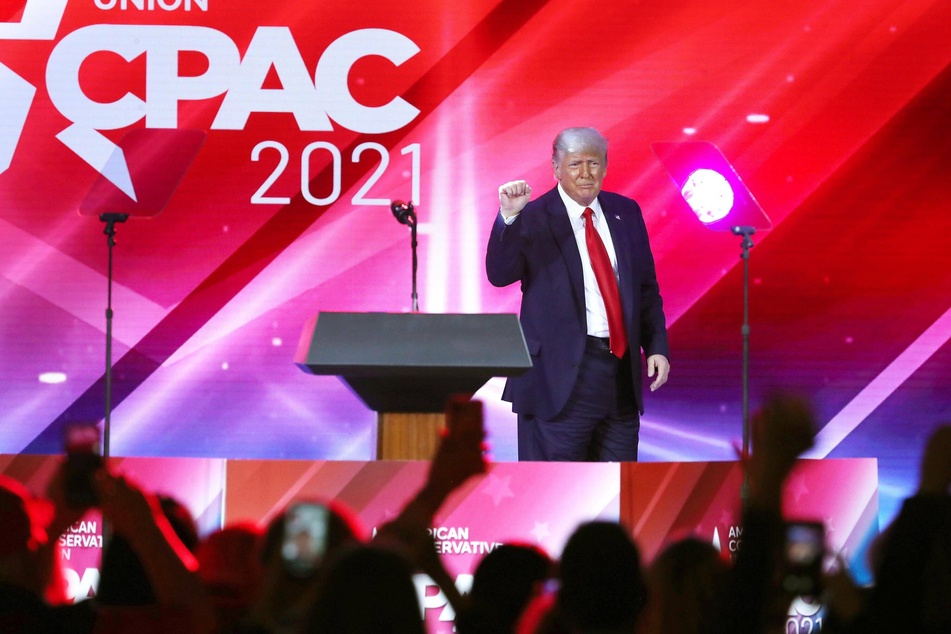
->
[552, 127, 608, 163]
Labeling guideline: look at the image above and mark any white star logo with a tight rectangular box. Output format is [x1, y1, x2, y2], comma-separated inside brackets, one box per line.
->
[0, 0, 137, 199]
[0, 0, 68, 175]
[530, 521, 552, 544]
[481, 473, 515, 506]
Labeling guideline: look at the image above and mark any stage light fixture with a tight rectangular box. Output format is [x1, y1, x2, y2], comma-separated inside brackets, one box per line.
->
[651, 140, 770, 232]
[681, 168, 734, 223]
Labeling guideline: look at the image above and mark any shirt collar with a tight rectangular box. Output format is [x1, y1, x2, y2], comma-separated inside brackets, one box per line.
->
[557, 183, 603, 221]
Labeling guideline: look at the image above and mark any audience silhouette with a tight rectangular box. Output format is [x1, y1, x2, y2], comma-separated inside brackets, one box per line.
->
[455, 543, 552, 634]
[823, 424, 951, 634]
[1, 401, 948, 634]
[640, 536, 727, 634]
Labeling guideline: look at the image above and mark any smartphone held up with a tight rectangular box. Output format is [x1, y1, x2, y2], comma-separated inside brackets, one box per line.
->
[282, 501, 330, 577]
[63, 424, 104, 508]
[782, 519, 825, 597]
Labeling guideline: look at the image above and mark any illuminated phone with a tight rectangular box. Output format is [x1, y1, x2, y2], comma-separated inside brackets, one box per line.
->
[281, 501, 330, 577]
[783, 520, 825, 597]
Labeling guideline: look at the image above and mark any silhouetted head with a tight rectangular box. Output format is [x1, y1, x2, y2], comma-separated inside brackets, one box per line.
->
[0, 475, 50, 594]
[643, 536, 728, 634]
[196, 522, 264, 631]
[459, 543, 553, 633]
[0, 476, 40, 558]
[302, 544, 424, 634]
[557, 521, 646, 632]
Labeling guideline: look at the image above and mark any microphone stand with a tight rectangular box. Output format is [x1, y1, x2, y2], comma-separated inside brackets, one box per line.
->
[409, 212, 418, 313]
[100, 212, 129, 460]
[732, 225, 755, 513]
[390, 201, 419, 313]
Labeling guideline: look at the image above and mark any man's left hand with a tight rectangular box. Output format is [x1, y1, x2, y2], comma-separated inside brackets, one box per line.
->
[647, 354, 670, 392]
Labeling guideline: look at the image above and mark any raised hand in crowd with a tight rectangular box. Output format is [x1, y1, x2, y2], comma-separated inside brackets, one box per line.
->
[2, 459, 216, 633]
[714, 392, 817, 634]
[746, 393, 816, 512]
[94, 473, 200, 592]
[374, 396, 489, 618]
[89, 469, 215, 633]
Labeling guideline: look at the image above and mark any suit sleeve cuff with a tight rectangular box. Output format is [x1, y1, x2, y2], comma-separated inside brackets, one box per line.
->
[500, 210, 519, 225]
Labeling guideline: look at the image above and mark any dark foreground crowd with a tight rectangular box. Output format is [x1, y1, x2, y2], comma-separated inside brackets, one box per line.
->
[2, 395, 949, 634]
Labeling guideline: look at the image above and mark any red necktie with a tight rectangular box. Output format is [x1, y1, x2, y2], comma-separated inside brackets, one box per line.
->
[583, 207, 628, 357]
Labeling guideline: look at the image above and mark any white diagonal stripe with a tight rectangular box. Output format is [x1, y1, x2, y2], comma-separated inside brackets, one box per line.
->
[0, 218, 167, 347]
[806, 305, 951, 458]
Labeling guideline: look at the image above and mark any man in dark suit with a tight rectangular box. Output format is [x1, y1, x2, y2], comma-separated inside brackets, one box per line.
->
[486, 127, 669, 461]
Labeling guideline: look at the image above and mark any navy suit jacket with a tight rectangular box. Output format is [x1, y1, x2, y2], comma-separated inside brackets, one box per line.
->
[486, 186, 669, 420]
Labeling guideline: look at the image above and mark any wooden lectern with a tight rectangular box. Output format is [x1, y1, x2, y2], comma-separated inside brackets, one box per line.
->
[295, 312, 532, 460]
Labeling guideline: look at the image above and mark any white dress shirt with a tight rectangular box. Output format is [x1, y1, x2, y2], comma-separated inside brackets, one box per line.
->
[556, 184, 619, 339]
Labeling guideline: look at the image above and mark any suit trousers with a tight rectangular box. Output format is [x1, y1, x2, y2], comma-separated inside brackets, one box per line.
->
[519, 336, 639, 461]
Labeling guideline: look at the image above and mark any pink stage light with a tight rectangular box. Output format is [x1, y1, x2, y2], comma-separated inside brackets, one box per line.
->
[651, 141, 771, 232]
[680, 168, 734, 223]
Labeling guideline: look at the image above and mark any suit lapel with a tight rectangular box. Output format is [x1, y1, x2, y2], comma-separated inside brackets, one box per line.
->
[545, 190, 586, 320]
[600, 197, 635, 329]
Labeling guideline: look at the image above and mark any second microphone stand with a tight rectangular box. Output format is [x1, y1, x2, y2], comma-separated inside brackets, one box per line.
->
[732, 225, 755, 513]
[100, 212, 130, 459]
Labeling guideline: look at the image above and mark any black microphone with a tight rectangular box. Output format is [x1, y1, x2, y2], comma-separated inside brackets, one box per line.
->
[390, 200, 415, 225]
